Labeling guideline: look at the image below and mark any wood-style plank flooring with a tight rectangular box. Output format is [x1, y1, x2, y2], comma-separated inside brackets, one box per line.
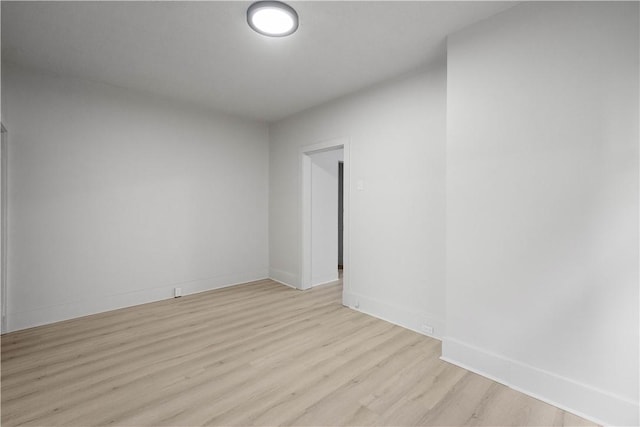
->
[1, 279, 597, 426]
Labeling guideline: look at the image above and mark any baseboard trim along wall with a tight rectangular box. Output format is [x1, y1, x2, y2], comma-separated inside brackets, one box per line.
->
[268, 268, 299, 289]
[442, 337, 639, 427]
[7, 270, 269, 333]
[343, 290, 445, 340]
[310, 275, 340, 288]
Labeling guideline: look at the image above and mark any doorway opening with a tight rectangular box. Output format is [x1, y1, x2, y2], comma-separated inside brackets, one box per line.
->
[300, 138, 350, 304]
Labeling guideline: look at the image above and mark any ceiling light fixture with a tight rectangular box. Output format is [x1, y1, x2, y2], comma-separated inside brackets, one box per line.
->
[247, 1, 298, 37]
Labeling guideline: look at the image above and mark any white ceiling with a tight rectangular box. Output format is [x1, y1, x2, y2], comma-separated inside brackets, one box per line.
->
[2, 1, 515, 122]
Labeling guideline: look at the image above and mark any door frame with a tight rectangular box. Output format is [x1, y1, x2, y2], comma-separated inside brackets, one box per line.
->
[300, 137, 350, 301]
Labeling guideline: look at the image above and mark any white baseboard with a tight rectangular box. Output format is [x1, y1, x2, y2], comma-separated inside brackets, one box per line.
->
[7, 270, 269, 332]
[310, 275, 340, 288]
[269, 277, 299, 290]
[311, 274, 340, 288]
[268, 268, 299, 289]
[442, 337, 639, 427]
[343, 290, 445, 340]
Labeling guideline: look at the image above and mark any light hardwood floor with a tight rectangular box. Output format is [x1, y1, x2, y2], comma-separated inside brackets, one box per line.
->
[1, 279, 596, 426]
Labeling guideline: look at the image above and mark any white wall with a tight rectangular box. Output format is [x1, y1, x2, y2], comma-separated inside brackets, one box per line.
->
[1, 126, 6, 333]
[1, 63, 269, 332]
[1, 4, 5, 333]
[444, 2, 639, 426]
[269, 66, 446, 338]
[310, 148, 343, 286]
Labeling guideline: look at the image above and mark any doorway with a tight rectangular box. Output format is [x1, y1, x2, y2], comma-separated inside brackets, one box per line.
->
[300, 138, 350, 303]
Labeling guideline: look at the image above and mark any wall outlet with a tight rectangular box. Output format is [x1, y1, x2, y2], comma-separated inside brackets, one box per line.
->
[421, 323, 434, 335]
[354, 300, 360, 309]
[174, 287, 182, 298]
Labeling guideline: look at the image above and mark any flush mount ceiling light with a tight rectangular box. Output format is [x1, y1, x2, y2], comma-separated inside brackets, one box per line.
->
[247, 1, 298, 37]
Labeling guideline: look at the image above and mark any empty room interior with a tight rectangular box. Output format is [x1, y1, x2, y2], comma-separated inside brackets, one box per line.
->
[1, 1, 639, 426]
